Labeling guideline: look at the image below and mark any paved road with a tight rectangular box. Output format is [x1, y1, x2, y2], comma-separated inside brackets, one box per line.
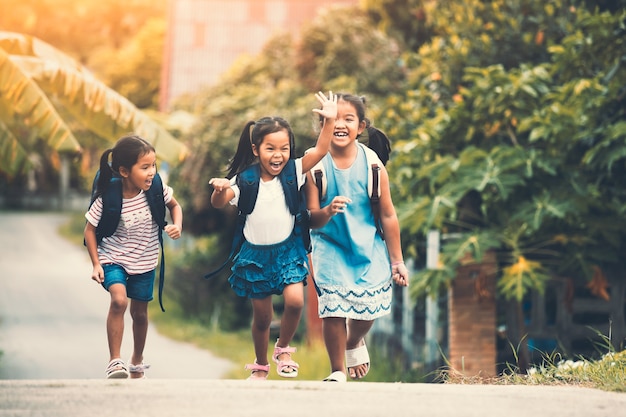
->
[2, 379, 626, 417]
[0, 211, 232, 379]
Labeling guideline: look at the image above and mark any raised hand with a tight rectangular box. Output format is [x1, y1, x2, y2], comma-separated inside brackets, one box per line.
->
[312, 90, 337, 120]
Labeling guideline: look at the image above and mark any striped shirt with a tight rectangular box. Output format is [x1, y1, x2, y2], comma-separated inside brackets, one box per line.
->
[85, 184, 173, 274]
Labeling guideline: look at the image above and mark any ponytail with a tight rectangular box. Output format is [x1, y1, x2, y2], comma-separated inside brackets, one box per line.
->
[95, 149, 114, 199]
[361, 126, 391, 166]
[227, 121, 257, 178]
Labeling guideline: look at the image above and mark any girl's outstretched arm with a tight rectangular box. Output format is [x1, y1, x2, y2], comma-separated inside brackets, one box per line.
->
[301, 91, 337, 173]
[209, 177, 235, 208]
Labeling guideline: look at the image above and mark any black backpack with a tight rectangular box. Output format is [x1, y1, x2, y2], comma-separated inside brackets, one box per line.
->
[204, 159, 310, 279]
[86, 171, 168, 312]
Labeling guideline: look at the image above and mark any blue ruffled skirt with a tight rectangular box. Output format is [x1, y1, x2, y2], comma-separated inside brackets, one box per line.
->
[229, 233, 309, 299]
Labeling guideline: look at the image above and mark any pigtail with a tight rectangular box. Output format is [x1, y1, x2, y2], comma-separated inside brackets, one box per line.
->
[227, 121, 257, 178]
[95, 149, 114, 199]
[365, 126, 391, 166]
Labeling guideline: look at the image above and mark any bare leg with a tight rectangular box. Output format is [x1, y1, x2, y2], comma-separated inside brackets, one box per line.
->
[250, 297, 273, 378]
[106, 283, 128, 361]
[129, 299, 149, 378]
[346, 318, 374, 379]
[323, 317, 347, 374]
[275, 282, 304, 373]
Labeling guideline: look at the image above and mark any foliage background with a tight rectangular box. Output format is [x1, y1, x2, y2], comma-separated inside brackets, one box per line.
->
[169, 0, 626, 339]
[3, 1, 626, 352]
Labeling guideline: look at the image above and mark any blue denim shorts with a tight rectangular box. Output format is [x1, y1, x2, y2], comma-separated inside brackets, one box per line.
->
[102, 264, 155, 302]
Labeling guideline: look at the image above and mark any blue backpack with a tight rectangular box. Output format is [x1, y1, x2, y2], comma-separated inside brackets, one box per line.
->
[204, 159, 311, 279]
[86, 171, 168, 312]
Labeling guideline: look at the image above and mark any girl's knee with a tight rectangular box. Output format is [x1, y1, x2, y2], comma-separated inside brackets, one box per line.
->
[252, 317, 272, 332]
[109, 295, 128, 313]
[251, 309, 273, 330]
[283, 287, 304, 312]
[130, 308, 148, 324]
[130, 301, 149, 323]
[283, 296, 304, 313]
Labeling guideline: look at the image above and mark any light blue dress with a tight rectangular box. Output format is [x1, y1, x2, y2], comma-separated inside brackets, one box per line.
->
[311, 145, 393, 320]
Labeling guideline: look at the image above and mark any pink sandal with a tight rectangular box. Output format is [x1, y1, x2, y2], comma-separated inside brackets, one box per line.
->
[272, 341, 299, 378]
[244, 362, 270, 380]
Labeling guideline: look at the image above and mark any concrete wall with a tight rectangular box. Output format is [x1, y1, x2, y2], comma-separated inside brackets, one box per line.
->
[159, 0, 358, 111]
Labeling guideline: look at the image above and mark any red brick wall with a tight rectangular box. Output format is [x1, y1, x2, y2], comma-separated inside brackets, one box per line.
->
[448, 250, 497, 377]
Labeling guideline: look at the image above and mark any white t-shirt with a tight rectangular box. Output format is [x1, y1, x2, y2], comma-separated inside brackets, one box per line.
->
[229, 159, 305, 245]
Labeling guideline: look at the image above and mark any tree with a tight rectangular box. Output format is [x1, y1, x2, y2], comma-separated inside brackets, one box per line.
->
[374, 1, 626, 301]
[0, 32, 187, 179]
[88, 17, 166, 109]
[355, 0, 626, 368]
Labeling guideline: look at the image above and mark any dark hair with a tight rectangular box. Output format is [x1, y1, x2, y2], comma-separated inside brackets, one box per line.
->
[226, 116, 295, 178]
[95, 134, 155, 198]
[320, 93, 391, 165]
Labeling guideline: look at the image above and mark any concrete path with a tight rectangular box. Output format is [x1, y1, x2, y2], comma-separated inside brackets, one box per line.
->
[2, 379, 626, 417]
[0, 211, 232, 379]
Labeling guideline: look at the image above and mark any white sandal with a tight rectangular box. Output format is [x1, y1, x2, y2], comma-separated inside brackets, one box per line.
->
[323, 371, 347, 382]
[105, 358, 129, 379]
[346, 342, 370, 379]
[128, 361, 150, 379]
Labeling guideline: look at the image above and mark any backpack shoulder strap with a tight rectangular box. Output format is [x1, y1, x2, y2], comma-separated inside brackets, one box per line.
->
[306, 148, 327, 203]
[146, 173, 167, 229]
[358, 143, 384, 240]
[279, 159, 311, 253]
[146, 172, 168, 312]
[237, 164, 261, 215]
[97, 175, 123, 244]
[358, 143, 382, 201]
[279, 159, 299, 214]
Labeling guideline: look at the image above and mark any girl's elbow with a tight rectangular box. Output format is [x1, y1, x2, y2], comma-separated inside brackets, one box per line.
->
[211, 198, 226, 209]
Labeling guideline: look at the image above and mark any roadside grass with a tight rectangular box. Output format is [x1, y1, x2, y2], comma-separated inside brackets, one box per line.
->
[60, 213, 626, 388]
[442, 335, 626, 393]
[58, 210, 87, 246]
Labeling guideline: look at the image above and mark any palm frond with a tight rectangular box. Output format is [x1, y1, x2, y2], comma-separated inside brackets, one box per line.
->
[0, 48, 81, 157]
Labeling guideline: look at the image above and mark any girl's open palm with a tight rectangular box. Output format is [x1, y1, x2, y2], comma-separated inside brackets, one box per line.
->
[312, 90, 337, 119]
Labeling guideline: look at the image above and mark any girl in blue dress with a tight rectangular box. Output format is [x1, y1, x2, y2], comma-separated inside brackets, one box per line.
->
[305, 93, 410, 382]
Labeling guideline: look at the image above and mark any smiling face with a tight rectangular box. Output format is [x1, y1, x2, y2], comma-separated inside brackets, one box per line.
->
[119, 151, 157, 196]
[333, 99, 366, 150]
[252, 129, 291, 181]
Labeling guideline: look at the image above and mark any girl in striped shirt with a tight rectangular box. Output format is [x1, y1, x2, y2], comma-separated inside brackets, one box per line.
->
[85, 135, 183, 379]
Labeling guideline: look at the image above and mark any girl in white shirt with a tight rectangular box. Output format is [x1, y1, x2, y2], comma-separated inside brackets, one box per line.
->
[209, 91, 336, 380]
